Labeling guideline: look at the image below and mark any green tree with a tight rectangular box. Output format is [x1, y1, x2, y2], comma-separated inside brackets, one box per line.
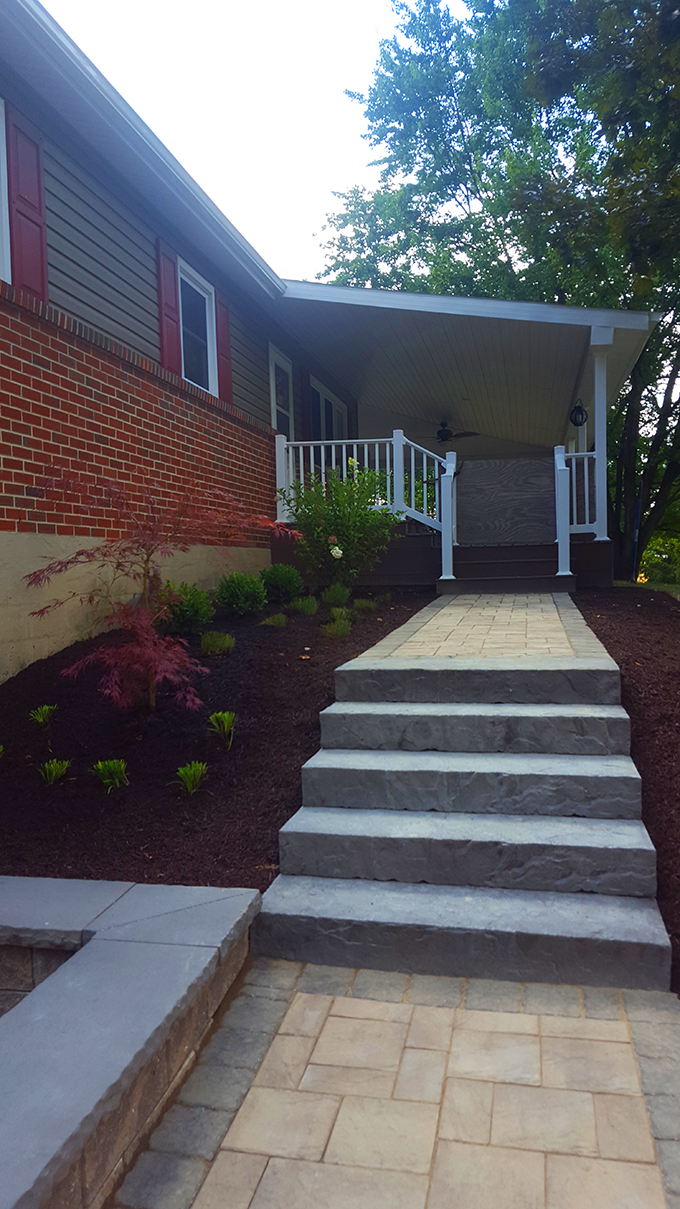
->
[321, 0, 680, 576]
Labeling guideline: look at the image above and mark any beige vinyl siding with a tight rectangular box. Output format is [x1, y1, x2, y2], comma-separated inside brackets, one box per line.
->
[42, 143, 161, 360]
[227, 301, 271, 425]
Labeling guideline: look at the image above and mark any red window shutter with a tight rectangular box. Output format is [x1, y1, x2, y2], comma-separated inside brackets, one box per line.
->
[156, 241, 182, 375]
[215, 291, 233, 406]
[5, 107, 48, 302]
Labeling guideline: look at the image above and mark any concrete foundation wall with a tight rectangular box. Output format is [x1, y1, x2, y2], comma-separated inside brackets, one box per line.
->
[0, 532, 269, 685]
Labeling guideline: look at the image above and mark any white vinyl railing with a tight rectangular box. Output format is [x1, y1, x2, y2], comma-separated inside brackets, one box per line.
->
[276, 429, 458, 577]
[565, 451, 597, 533]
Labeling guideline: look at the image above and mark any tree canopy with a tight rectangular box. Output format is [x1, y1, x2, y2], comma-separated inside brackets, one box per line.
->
[321, 0, 680, 576]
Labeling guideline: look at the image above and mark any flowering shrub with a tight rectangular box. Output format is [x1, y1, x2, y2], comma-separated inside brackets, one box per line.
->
[280, 468, 400, 587]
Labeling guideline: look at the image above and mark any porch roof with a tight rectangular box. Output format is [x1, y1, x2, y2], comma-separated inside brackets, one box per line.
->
[275, 282, 657, 452]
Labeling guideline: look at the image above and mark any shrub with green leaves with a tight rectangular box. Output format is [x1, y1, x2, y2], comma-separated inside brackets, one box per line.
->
[92, 759, 129, 793]
[330, 606, 352, 623]
[175, 762, 208, 794]
[164, 581, 215, 631]
[260, 563, 303, 604]
[29, 704, 57, 728]
[321, 618, 352, 638]
[39, 758, 71, 784]
[208, 710, 237, 748]
[280, 467, 401, 588]
[352, 598, 378, 613]
[260, 613, 286, 627]
[201, 631, 235, 656]
[322, 582, 351, 606]
[0, 744, 4, 761]
[215, 572, 267, 615]
[289, 595, 318, 615]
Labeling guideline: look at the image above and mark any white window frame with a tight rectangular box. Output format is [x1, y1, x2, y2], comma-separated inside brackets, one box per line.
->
[310, 376, 348, 440]
[0, 97, 12, 285]
[178, 258, 218, 395]
[269, 344, 294, 438]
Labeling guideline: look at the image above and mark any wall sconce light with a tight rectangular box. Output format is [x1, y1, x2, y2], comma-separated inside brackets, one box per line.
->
[570, 400, 588, 427]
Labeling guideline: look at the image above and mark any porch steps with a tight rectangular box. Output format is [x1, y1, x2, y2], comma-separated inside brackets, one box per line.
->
[252, 650, 672, 989]
[439, 544, 577, 595]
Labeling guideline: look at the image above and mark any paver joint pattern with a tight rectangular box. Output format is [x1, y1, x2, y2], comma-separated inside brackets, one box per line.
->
[111, 959, 680, 1209]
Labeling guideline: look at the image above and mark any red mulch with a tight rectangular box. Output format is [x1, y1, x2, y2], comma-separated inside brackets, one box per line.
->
[1, 585, 678, 990]
[576, 588, 680, 991]
[0, 591, 432, 893]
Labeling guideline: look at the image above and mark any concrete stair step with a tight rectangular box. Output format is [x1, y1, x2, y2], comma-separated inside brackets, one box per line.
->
[252, 875, 671, 990]
[335, 657, 620, 705]
[437, 575, 576, 594]
[320, 702, 630, 755]
[280, 809, 656, 897]
[302, 750, 641, 819]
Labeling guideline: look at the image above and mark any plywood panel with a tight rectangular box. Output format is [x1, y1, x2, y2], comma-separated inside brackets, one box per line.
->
[456, 457, 556, 545]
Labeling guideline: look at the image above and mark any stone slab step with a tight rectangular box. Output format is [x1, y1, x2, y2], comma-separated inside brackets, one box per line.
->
[320, 702, 630, 755]
[302, 750, 641, 819]
[252, 875, 671, 990]
[335, 657, 620, 706]
[279, 808, 656, 897]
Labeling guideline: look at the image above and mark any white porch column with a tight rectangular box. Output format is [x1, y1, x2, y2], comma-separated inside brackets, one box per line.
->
[591, 327, 612, 541]
[440, 451, 456, 580]
[392, 430, 406, 512]
[275, 433, 290, 522]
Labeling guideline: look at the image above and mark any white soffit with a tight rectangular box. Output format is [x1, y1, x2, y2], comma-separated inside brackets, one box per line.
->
[277, 282, 655, 448]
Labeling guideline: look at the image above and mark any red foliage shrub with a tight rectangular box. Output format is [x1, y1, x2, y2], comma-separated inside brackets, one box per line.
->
[25, 475, 298, 710]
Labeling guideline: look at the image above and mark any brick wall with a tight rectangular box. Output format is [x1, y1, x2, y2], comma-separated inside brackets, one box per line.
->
[0, 280, 277, 541]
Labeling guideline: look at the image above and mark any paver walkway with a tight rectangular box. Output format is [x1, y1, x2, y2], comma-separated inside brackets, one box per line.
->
[112, 958, 680, 1209]
[364, 591, 603, 659]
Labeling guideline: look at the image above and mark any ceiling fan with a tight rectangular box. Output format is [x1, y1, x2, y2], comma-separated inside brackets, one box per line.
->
[436, 420, 480, 444]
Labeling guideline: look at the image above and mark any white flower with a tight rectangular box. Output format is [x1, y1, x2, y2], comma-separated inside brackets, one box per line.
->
[330, 547, 343, 559]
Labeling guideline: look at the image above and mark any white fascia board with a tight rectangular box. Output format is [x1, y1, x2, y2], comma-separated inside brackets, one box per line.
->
[282, 280, 655, 332]
[3, 0, 286, 301]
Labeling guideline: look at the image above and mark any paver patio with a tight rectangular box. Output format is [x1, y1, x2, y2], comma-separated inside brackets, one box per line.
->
[112, 957, 680, 1209]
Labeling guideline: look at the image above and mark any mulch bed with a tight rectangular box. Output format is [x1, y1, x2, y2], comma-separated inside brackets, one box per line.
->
[1, 584, 678, 990]
[0, 590, 432, 893]
[576, 588, 680, 991]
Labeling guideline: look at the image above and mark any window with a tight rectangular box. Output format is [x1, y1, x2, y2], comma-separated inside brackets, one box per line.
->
[0, 97, 13, 285]
[310, 377, 348, 441]
[178, 260, 218, 394]
[269, 345, 294, 438]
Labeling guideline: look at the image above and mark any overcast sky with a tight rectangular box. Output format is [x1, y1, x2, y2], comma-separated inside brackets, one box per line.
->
[38, 0, 418, 281]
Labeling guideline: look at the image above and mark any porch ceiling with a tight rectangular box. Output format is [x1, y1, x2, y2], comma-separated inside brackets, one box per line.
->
[275, 283, 656, 449]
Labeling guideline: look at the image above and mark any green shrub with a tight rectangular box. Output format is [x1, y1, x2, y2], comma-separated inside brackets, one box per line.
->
[640, 535, 680, 584]
[289, 595, 318, 614]
[92, 759, 129, 793]
[260, 613, 287, 627]
[0, 744, 4, 760]
[280, 467, 401, 588]
[165, 581, 215, 631]
[201, 631, 235, 656]
[29, 704, 57, 728]
[322, 582, 351, 606]
[321, 618, 352, 638]
[260, 563, 303, 604]
[215, 572, 267, 614]
[330, 606, 352, 623]
[208, 710, 237, 748]
[352, 598, 378, 613]
[175, 762, 208, 794]
[39, 758, 71, 784]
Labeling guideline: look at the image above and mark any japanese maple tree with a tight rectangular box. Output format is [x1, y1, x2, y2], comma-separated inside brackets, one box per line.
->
[25, 475, 296, 710]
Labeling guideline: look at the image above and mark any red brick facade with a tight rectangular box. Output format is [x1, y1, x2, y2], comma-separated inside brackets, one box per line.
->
[0, 281, 276, 544]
